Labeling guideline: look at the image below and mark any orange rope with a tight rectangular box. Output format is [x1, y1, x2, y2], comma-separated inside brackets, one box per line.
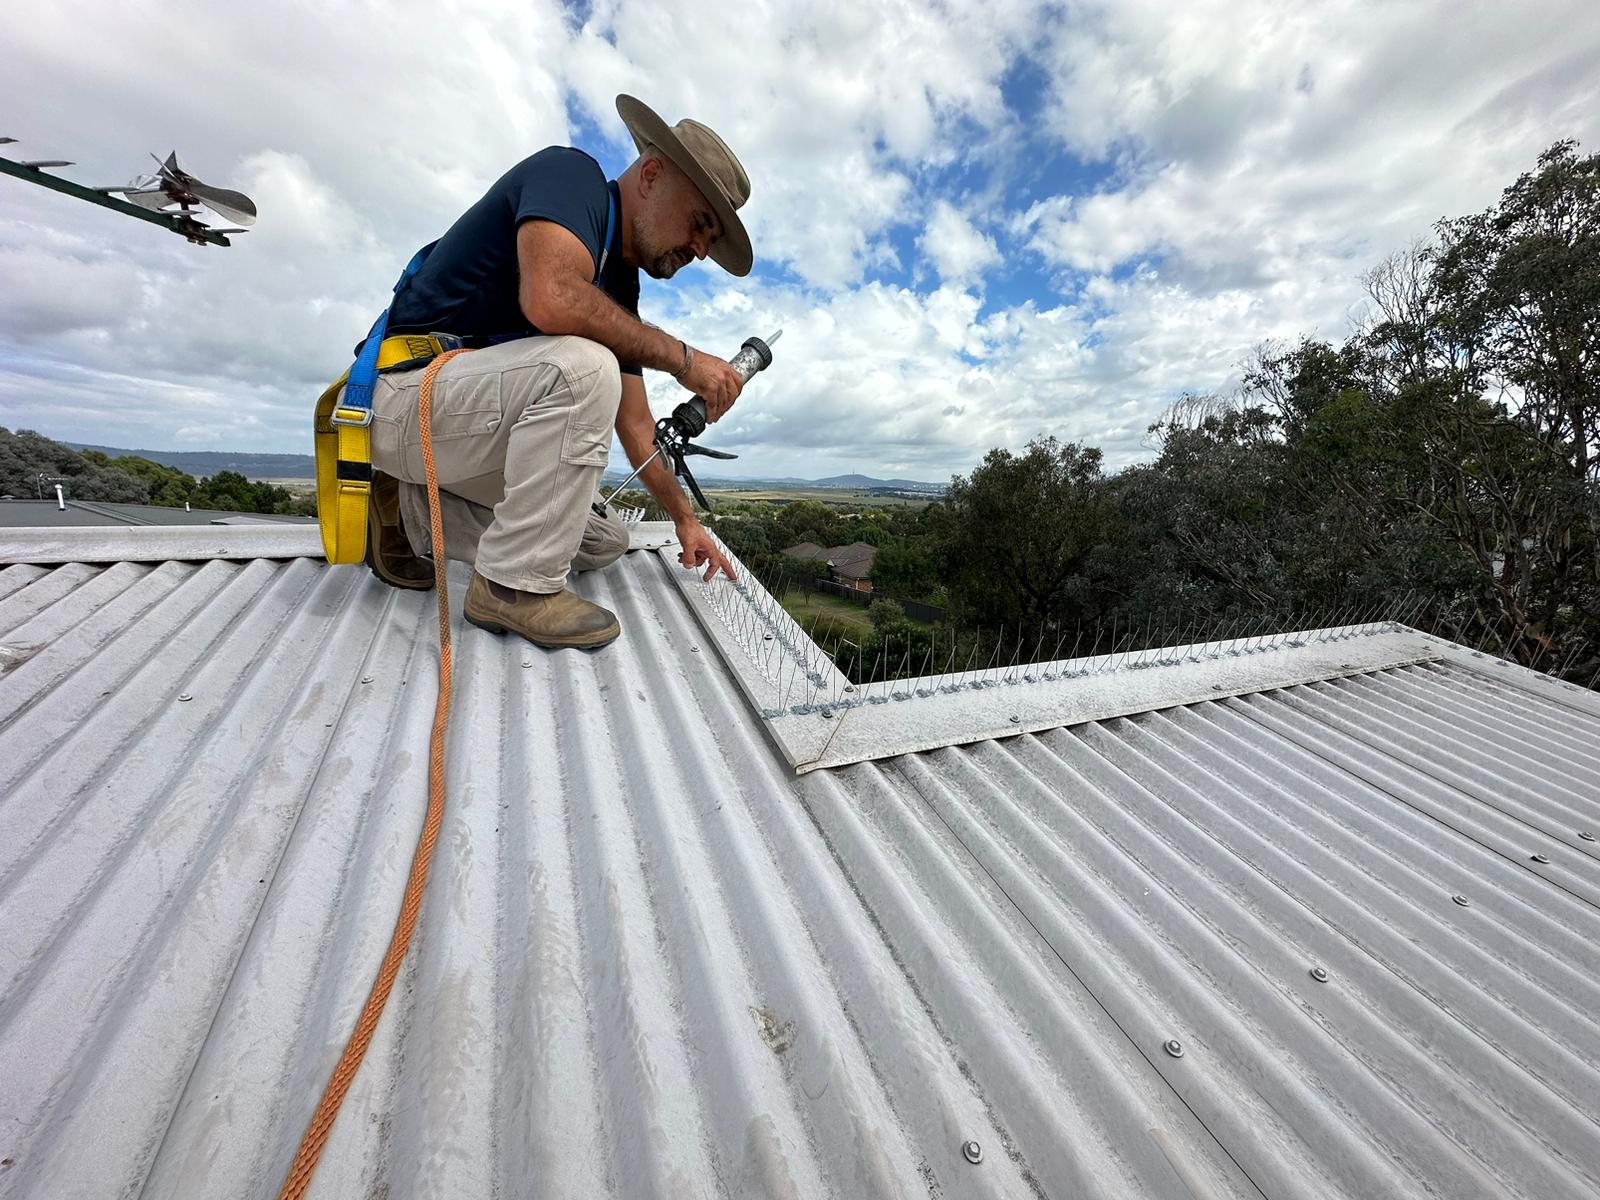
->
[278, 348, 470, 1199]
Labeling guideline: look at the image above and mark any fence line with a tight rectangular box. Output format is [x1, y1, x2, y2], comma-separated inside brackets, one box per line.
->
[808, 576, 948, 623]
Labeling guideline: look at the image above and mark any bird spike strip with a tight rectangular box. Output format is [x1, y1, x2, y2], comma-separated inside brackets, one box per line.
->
[685, 533, 1440, 720]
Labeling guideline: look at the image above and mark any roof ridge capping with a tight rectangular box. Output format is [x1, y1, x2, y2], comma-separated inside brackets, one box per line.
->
[659, 532, 1593, 774]
[1, 523, 323, 564]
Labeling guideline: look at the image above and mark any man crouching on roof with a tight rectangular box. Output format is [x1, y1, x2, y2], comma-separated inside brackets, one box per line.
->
[360, 95, 752, 650]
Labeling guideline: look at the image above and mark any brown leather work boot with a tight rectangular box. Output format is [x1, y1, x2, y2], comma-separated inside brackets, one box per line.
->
[365, 471, 435, 591]
[463, 571, 621, 649]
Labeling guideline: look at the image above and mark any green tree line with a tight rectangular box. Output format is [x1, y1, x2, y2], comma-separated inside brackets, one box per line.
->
[713, 141, 1599, 687]
[0, 427, 314, 515]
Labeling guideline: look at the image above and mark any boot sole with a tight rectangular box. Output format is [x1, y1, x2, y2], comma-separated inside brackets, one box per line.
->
[464, 608, 621, 650]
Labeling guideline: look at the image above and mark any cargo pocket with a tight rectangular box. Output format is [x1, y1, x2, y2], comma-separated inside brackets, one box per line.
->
[560, 411, 613, 467]
[424, 368, 504, 441]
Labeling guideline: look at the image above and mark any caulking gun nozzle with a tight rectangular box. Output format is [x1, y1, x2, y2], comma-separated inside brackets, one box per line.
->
[765, 329, 783, 345]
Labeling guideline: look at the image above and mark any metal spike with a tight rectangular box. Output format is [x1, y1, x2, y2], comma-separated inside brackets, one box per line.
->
[1046, 629, 1067, 677]
[985, 628, 1004, 679]
[1088, 621, 1107, 667]
[1554, 640, 1583, 682]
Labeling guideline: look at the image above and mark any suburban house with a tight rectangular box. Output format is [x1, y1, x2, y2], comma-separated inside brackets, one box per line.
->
[783, 539, 878, 592]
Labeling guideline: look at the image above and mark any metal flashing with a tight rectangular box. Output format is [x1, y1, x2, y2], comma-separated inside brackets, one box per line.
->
[0, 523, 324, 563]
[660, 540, 1458, 772]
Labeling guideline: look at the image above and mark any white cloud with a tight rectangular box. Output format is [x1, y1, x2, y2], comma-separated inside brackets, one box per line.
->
[0, 0, 1597, 485]
[918, 200, 1001, 287]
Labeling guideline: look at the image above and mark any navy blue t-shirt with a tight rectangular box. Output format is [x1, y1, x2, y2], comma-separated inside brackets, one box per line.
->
[387, 147, 642, 375]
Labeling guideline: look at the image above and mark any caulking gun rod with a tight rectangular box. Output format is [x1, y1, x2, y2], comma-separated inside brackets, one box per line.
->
[606, 446, 663, 502]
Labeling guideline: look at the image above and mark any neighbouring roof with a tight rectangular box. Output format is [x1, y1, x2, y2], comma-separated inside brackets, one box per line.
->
[780, 540, 877, 576]
[829, 556, 873, 580]
[0, 498, 315, 528]
[1, 523, 1598, 1199]
[826, 540, 877, 568]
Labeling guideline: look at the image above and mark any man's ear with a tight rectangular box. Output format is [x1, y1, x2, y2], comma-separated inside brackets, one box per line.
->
[637, 153, 664, 194]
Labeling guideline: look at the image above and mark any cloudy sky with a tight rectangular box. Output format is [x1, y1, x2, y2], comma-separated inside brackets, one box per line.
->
[3, 0, 1597, 482]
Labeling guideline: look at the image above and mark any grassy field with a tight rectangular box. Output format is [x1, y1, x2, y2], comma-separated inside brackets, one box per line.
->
[778, 588, 938, 636]
[778, 589, 878, 636]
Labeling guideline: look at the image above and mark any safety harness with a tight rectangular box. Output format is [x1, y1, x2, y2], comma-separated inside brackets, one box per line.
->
[313, 189, 616, 563]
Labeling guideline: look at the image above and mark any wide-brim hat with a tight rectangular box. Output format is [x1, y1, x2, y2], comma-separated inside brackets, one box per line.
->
[616, 94, 753, 277]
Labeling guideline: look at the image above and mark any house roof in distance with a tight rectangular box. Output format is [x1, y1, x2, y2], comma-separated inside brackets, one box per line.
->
[826, 540, 877, 567]
[1, 523, 1598, 1199]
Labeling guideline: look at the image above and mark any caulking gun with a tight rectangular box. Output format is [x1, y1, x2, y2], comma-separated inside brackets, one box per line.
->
[594, 329, 781, 516]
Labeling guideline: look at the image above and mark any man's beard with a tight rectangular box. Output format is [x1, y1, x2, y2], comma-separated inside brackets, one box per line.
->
[645, 245, 689, 280]
[637, 218, 690, 279]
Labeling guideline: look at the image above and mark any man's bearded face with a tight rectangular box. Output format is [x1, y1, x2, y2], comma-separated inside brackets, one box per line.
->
[634, 159, 721, 280]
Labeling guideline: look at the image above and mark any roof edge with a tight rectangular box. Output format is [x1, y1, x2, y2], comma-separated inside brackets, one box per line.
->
[0, 524, 324, 564]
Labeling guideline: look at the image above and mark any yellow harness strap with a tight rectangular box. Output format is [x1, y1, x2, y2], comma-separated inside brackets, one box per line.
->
[313, 334, 457, 563]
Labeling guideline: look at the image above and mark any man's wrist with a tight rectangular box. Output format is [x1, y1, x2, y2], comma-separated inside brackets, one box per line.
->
[671, 340, 694, 381]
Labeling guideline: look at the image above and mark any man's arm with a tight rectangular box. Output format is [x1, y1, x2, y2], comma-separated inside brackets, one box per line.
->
[615, 374, 736, 581]
[517, 220, 744, 420]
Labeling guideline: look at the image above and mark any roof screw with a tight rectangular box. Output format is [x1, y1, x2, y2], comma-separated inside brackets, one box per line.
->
[1009, 714, 1020, 724]
[522, 662, 533, 669]
[690, 644, 700, 653]
[819, 707, 834, 719]
[1452, 894, 1470, 906]
[360, 675, 373, 684]
[1580, 832, 1596, 842]
[961, 1140, 983, 1165]
[843, 684, 855, 692]
[1530, 854, 1550, 864]
[1309, 966, 1329, 983]
[1163, 1038, 1185, 1058]
[177, 693, 192, 702]
[764, 633, 774, 641]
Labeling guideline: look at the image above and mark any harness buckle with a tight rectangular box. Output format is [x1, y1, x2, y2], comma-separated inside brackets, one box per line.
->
[331, 405, 374, 428]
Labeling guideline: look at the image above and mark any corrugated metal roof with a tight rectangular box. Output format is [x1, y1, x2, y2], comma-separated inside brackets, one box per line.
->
[1, 535, 1597, 1199]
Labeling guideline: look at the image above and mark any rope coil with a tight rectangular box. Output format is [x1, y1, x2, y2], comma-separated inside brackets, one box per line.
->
[278, 348, 470, 1199]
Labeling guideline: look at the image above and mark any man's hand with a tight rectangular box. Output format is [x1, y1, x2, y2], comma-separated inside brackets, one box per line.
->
[681, 349, 744, 422]
[676, 518, 737, 581]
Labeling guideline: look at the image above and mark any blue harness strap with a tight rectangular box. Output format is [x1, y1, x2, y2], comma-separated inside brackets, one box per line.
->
[338, 188, 617, 417]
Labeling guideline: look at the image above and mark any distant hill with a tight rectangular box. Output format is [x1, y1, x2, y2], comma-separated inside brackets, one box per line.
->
[612, 470, 946, 492]
[68, 443, 318, 480]
[68, 443, 944, 491]
[806, 473, 946, 491]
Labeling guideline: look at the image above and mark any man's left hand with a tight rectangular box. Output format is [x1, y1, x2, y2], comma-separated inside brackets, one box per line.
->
[676, 518, 737, 581]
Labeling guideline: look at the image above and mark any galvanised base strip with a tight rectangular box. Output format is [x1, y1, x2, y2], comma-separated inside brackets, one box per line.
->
[655, 537, 1449, 774]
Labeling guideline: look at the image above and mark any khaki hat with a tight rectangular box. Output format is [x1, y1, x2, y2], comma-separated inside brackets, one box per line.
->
[616, 94, 753, 277]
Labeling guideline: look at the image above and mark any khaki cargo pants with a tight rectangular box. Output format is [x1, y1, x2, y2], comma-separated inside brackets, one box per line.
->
[368, 336, 631, 593]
